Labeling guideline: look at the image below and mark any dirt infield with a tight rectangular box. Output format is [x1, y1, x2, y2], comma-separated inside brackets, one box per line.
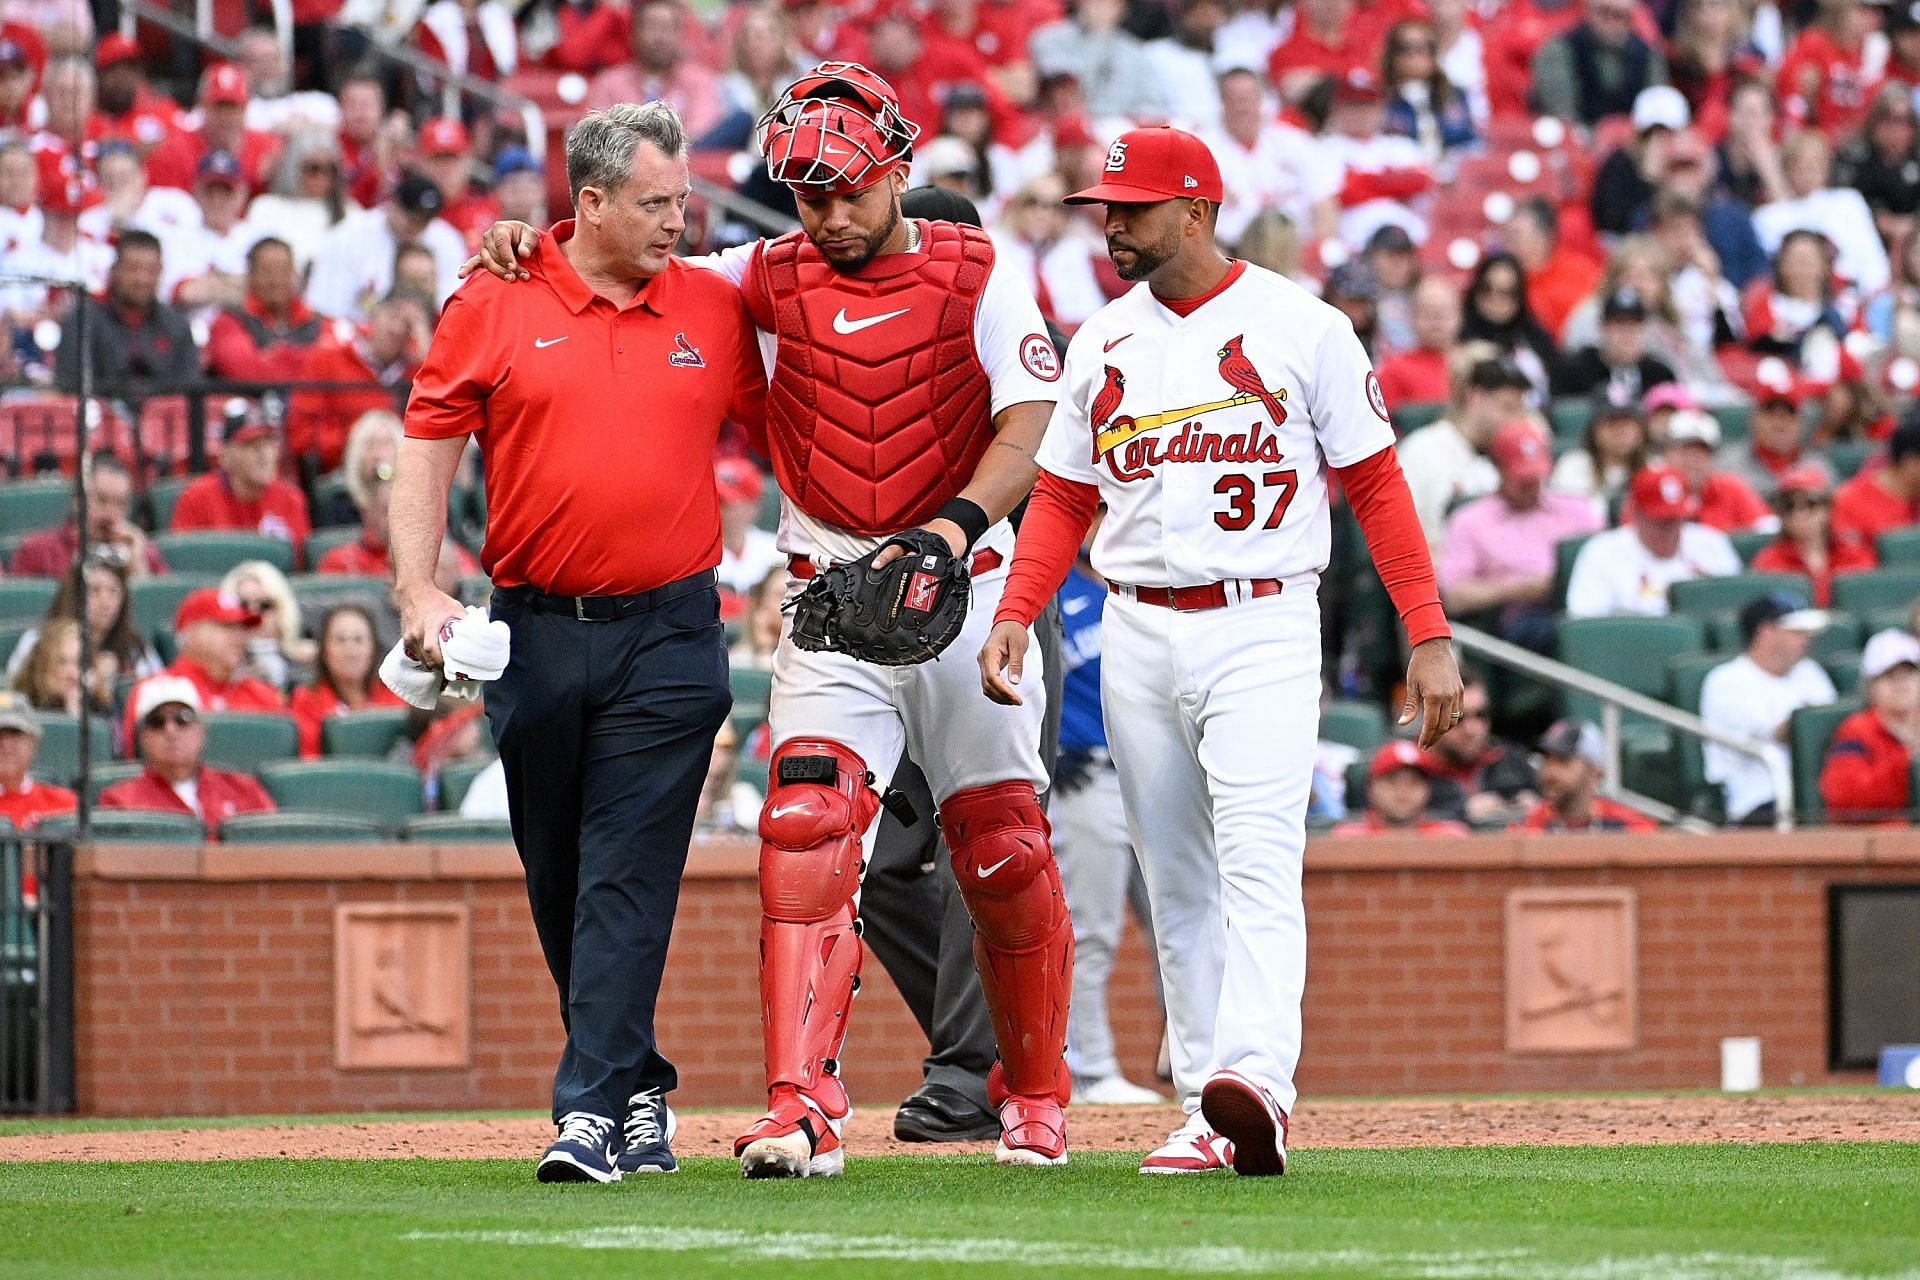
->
[2, 1093, 1915, 1162]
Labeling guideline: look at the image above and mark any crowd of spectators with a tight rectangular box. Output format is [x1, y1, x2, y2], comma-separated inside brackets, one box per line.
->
[3, 0, 1920, 835]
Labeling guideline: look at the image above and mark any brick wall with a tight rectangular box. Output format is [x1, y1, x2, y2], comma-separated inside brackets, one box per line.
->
[70, 832, 1918, 1116]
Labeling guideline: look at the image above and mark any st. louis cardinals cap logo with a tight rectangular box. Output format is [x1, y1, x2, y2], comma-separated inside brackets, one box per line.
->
[1105, 140, 1128, 172]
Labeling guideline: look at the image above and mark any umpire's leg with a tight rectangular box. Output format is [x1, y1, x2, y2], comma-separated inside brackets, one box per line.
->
[488, 580, 732, 1121]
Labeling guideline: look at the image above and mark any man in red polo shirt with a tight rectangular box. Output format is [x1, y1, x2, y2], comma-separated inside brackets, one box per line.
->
[124, 589, 286, 742]
[397, 101, 764, 1186]
[286, 293, 424, 472]
[143, 64, 280, 196]
[93, 34, 182, 155]
[170, 406, 312, 558]
[318, 470, 477, 579]
[1833, 414, 1920, 549]
[203, 236, 324, 381]
[415, 117, 500, 246]
[100, 676, 276, 837]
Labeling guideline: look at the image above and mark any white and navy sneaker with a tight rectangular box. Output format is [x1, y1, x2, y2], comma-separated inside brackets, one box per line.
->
[615, 1088, 679, 1175]
[537, 1111, 622, 1183]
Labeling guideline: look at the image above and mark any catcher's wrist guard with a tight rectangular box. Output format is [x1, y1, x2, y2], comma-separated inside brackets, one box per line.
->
[786, 528, 973, 666]
[935, 497, 990, 552]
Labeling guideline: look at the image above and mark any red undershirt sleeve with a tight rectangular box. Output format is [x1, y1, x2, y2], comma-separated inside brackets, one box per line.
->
[1331, 445, 1452, 647]
[994, 468, 1102, 629]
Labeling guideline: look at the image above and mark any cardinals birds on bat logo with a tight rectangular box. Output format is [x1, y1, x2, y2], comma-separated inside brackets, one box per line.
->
[1089, 365, 1127, 460]
[1216, 335, 1288, 427]
[668, 332, 706, 367]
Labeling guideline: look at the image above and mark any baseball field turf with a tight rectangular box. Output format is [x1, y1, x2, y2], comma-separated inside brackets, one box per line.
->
[1, 1139, 1916, 1278]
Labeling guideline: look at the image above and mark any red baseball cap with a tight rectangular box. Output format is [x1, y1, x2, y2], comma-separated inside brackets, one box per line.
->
[1369, 740, 1432, 780]
[1065, 126, 1224, 205]
[1333, 67, 1385, 104]
[714, 456, 764, 505]
[174, 588, 262, 631]
[95, 33, 142, 69]
[200, 62, 249, 106]
[418, 117, 470, 157]
[1775, 463, 1830, 495]
[1630, 465, 1698, 521]
[1489, 418, 1552, 482]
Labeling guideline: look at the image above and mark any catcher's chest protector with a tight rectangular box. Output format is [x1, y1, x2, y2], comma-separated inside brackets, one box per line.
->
[746, 220, 997, 536]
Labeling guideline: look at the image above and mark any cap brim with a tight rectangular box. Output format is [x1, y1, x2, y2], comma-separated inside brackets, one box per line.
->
[1063, 182, 1187, 206]
[227, 424, 276, 443]
[1778, 609, 1831, 632]
[0, 716, 40, 737]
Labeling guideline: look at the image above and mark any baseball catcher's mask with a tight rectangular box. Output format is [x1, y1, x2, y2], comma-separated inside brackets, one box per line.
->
[758, 61, 922, 195]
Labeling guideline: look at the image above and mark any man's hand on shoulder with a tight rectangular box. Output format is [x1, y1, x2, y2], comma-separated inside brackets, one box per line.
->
[458, 221, 542, 282]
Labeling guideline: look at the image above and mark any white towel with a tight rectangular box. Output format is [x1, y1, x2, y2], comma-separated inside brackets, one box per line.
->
[379, 608, 511, 709]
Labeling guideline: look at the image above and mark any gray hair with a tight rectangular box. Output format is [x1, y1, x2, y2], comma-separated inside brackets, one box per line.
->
[566, 102, 687, 206]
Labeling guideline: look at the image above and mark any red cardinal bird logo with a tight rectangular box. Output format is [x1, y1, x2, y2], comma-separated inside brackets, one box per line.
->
[1090, 364, 1129, 461]
[668, 332, 706, 368]
[1216, 335, 1288, 427]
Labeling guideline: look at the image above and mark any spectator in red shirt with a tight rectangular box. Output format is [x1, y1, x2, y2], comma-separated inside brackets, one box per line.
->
[289, 603, 407, 758]
[586, 0, 727, 141]
[1822, 628, 1920, 823]
[1832, 413, 1920, 547]
[203, 237, 324, 382]
[1374, 278, 1459, 410]
[1776, 0, 1883, 139]
[1634, 408, 1773, 533]
[92, 34, 181, 155]
[335, 73, 393, 209]
[170, 407, 313, 557]
[1718, 379, 1831, 499]
[415, 117, 501, 246]
[317, 468, 479, 579]
[0, 692, 78, 831]
[143, 64, 281, 196]
[123, 591, 286, 746]
[1420, 676, 1540, 824]
[286, 293, 426, 473]
[1750, 465, 1876, 605]
[1507, 196, 1603, 342]
[1515, 718, 1660, 832]
[0, 38, 34, 133]
[541, 0, 634, 75]
[1269, 0, 1372, 103]
[8, 454, 166, 579]
[1329, 740, 1470, 836]
[100, 675, 276, 837]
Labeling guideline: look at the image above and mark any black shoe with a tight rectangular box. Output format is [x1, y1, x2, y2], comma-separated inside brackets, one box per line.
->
[893, 1082, 1000, 1142]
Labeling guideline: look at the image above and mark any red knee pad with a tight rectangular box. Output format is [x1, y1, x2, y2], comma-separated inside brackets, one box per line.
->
[758, 739, 879, 922]
[942, 781, 1060, 950]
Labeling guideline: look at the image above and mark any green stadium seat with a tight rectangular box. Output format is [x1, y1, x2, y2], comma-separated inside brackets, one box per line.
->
[200, 712, 299, 771]
[1811, 614, 1864, 662]
[437, 756, 494, 812]
[1558, 614, 1708, 725]
[289, 574, 391, 628]
[756, 482, 781, 533]
[84, 762, 146, 805]
[0, 477, 73, 536]
[1667, 651, 1730, 819]
[458, 575, 492, 608]
[1708, 402, 1750, 442]
[153, 531, 294, 576]
[258, 760, 423, 827]
[1342, 757, 1370, 811]
[309, 475, 353, 527]
[145, 475, 192, 530]
[321, 709, 409, 758]
[0, 626, 29, 671]
[219, 811, 392, 843]
[1553, 534, 1593, 609]
[40, 810, 205, 842]
[1729, 530, 1774, 565]
[303, 527, 361, 566]
[1547, 397, 1591, 441]
[1668, 571, 1813, 618]
[729, 665, 772, 739]
[1876, 526, 1920, 565]
[153, 628, 176, 664]
[736, 750, 770, 795]
[1789, 697, 1862, 824]
[1824, 650, 1864, 696]
[1320, 700, 1387, 754]
[402, 814, 513, 842]
[1826, 440, 1875, 481]
[1830, 568, 1920, 615]
[1862, 607, 1913, 638]
[0, 579, 56, 622]
[33, 714, 114, 785]
[1393, 402, 1448, 432]
[129, 574, 220, 635]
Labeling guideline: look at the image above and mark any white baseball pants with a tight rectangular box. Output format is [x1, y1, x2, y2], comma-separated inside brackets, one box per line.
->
[1098, 581, 1319, 1117]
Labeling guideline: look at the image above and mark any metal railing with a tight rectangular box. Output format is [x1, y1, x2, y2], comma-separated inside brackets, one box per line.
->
[0, 839, 74, 1115]
[1453, 622, 1796, 833]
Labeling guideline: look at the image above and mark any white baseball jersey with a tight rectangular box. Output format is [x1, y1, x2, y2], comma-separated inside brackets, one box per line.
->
[1037, 260, 1395, 589]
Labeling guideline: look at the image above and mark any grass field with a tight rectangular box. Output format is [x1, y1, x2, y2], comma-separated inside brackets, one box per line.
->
[2, 1143, 1917, 1279]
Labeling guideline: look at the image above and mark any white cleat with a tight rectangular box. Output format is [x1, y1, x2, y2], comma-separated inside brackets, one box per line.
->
[1140, 1114, 1234, 1175]
[1071, 1074, 1168, 1106]
[994, 1138, 1070, 1167]
[739, 1131, 845, 1179]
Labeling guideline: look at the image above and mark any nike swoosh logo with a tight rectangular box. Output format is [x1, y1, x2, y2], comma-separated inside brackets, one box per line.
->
[833, 306, 910, 335]
[976, 853, 1017, 879]
[823, 143, 850, 158]
[534, 336, 568, 349]
[1103, 334, 1131, 352]
[1063, 597, 1090, 615]
[770, 802, 805, 820]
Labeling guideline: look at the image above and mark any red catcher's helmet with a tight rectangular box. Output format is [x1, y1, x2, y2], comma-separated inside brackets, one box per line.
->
[757, 61, 921, 195]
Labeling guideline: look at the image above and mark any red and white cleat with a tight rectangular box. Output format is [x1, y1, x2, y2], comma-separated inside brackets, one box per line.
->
[1139, 1113, 1234, 1175]
[735, 1086, 846, 1179]
[1199, 1069, 1289, 1177]
[994, 1093, 1069, 1166]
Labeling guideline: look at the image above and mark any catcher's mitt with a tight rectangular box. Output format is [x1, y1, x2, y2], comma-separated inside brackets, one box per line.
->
[789, 529, 972, 666]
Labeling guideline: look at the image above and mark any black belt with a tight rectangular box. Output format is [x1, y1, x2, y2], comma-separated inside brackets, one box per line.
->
[497, 569, 717, 622]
